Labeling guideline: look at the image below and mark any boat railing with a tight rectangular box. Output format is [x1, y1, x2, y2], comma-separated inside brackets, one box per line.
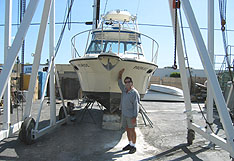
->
[71, 29, 159, 64]
[71, 29, 93, 58]
[98, 19, 138, 31]
[140, 33, 159, 64]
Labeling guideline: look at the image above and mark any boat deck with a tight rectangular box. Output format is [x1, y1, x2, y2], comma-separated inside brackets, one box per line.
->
[0, 100, 230, 161]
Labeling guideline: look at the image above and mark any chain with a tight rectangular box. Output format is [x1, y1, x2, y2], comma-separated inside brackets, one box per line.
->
[172, 1, 178, 70]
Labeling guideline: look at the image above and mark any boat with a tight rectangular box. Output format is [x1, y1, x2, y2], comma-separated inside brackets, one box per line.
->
[148, 84, 184, 96]
[142, 84, 184, 102]
[70, 10, 159, 113]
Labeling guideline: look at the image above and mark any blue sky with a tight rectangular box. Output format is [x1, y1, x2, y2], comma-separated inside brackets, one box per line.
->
[0, 0, 234, 69]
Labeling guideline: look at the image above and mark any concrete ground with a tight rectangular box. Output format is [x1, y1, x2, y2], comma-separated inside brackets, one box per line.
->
[0, 99, 231, 161]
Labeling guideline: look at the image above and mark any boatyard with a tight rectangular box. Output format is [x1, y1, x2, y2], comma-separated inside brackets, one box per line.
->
[0, 0, 234, 160]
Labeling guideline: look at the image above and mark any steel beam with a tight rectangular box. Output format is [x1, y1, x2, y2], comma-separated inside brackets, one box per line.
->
[24, 0, 53, 119]
[190, 123, 231, 153]
[35, 60, 53, 130]
[33, 118, 67, 139]
[206, 0, 215, 134]
[3, 0, 12, 131]
[49, 0, 56, 126]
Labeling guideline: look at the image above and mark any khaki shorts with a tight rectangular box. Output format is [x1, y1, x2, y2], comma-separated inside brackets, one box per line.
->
[121, 115, 137, 129]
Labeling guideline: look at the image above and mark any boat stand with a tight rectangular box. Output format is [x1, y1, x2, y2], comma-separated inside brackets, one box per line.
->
[78, 97, 104, 124]
[139, 104, 154, 128]
[79, 98, 97, 124]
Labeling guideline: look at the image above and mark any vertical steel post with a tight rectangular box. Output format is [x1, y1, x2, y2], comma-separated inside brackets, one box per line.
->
[49, 0, 56, 126]
[207, 0, 214, 133]
[3, 0, 12, 130]
[168, 0, 193, 129]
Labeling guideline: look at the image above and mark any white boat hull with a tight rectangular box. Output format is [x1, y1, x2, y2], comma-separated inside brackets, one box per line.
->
[142, 84, 184, 102]
[142, 90, 184, 102]
[70, 55, 157, 112]
[149, 84, 184, 96]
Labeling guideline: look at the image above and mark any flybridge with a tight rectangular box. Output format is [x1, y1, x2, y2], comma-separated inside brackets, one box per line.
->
[71, 9, 158, 63]
[98, 10, 138, 31]
[104, 10, 134, 22]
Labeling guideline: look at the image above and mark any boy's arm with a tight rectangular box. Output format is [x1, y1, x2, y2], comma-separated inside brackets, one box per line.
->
[118, 69, 125, 92]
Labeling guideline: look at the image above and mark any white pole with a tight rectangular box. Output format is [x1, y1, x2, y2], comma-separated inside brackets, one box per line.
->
[168, 0, 193, 129]
[182, 0, 234, 155]
[49, 0, 56, 126]
[24, 0, 53, 119]
[3, 0, 12, 130]
[207, 0, 214, 133]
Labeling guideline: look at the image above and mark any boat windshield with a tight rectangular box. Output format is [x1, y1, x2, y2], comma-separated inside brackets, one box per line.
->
[86, 41, 143, 55]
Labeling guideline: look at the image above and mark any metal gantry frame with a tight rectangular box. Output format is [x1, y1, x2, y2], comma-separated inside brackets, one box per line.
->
[0, 0, 68, 143]
[0, 0, 234, 158]
[169, 0, 234, 158]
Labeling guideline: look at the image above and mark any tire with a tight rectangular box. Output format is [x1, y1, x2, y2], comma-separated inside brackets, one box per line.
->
[59, 106, 67, 120]
[58, 106, 68, 126]
[187, 129, 195, 145]
[18, 117, 36, 145]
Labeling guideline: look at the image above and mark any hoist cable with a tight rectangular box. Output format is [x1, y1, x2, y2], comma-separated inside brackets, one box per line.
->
[55, 0, 74, 57]
[136, 0, 141, 16]
[103, 0, 108, 15]
[67, 0, 72, 30]
[179, 9, 193, 92]
[218, 0, 233, 83]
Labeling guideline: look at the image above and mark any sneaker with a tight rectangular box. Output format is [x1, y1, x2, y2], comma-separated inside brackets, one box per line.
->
[122, 144, 132, 151]
[129, 146, 136, 154]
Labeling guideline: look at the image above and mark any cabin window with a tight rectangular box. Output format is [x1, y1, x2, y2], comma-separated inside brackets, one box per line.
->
[125, 43, 143, 55]
[86, 41, 103, 54]
[86, 41, 143, 55]
[105, 42, 124, 54]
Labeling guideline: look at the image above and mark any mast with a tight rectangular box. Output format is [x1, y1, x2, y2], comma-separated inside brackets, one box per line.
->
[92, 0, 100, 29]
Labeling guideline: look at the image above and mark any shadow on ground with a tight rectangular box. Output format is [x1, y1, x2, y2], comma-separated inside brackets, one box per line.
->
[0, 109, 125, 161]
[140, 143, 211, 161]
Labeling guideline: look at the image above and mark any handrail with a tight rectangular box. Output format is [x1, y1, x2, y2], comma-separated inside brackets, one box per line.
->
[71, 29, 159, 65]
[71, 29, 93, 58]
